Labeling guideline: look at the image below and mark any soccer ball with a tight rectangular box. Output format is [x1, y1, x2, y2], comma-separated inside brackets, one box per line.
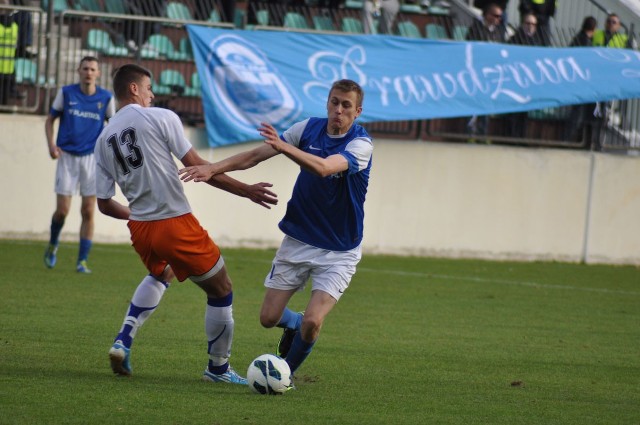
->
[247, 354, 292, 395]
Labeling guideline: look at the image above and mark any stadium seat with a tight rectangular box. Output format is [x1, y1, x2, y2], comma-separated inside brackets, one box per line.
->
[344, 0, 364, 9]
[151, 77, 172, 95]
[86, 29, 129, 56]
[178, 37, 193, 60]
[284, 12, 309, 29]
[397, 21, 421, 38]
[341, 17, 364, 33]
[104, 0, 126, 14]
[208, 8, 221, 23]
[234, 9, 245, 28]
[166, 2, 193, 21]
[147, 34, 190, 61]
[255, 9, 269, 26]
[425, 23, 448, 39]
[73, 0, 102, 12]
[158, 69, 187, 95]
[313, 15, 335, 31]
[184, 72, 201, 97]
[453, 25, 468, 41]
[42, 0, 70, 14]
[14, 58, 38, 85]
[400, 3, 423, 13]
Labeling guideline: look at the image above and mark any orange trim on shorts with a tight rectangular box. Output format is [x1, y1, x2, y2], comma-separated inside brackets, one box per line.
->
[127, 213, 220, 282]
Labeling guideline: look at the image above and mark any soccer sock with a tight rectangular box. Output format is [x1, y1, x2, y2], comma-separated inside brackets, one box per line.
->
[285, 332, 315, 374]
[49, 218, 64, 246]
[205, 292, 234, 374]
[277, 308, 302, 330]
[78, 238, 92, 263]
[115, 274, 168, 349]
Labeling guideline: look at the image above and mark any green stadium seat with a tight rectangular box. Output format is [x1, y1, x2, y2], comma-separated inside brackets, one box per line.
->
[397, 21, 421, 38]
[42, 0, 70, 14]
[73, 0, 102, 12]
[208, 9, 221, 23]
[159, 69, 187, 95]
[104, 0, 126, 14]
[425, 23, 448, 39]
[179, 37, 193, 60]
[284, 12, 309, 29]
[313, 15, 335, 31]
[184, 72, 201, 97]
[341, 17, 364, 33]
[147, 34, 190, 61]
[166, 1, 193, 21]
[86, 28, 129, 57]
[453, 25, 468, 41]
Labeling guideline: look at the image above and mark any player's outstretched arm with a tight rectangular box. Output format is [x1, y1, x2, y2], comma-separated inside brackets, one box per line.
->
[180, 147, 278, 209]
[179, 144, 277, 183]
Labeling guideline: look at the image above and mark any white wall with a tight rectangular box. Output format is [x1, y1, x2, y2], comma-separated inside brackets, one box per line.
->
[2, 114, 639, 264]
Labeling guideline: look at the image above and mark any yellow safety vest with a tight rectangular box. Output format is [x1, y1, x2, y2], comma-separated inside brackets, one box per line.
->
[593, 29, 628, 48]
[0, 21, 18, 75]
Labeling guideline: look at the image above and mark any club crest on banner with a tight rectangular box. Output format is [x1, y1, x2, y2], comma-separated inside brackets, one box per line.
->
[204, 34, 302, 133]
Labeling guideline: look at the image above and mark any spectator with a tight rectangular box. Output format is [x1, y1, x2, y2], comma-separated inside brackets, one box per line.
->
[565, 16, 597, 145]
[11, 1, 34, 58]
[591, 13, 636, 150]
[506, 13, 544, 138]
[518, 0, 554, 46]
[473, 0, 510, 26]
[363, 0, 399, 35]
[466, 2, 506, 43]
[0, 6, 18, 105]
[465, 3, 506, 139]
[43, 56, 116, 273]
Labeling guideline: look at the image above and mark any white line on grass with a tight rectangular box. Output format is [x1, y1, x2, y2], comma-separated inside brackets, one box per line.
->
[11, 240, 638, 296]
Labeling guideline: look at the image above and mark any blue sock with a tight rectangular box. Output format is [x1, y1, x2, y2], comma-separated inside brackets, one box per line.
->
[49, 219, 64, 246]
[78, 238, 92, 263]
[116, 304, 156, 348]
[285, 332, 315, 374]
[277, 308, 302, 330]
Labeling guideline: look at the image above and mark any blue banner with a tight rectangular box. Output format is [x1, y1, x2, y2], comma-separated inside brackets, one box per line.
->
[187, 25, 640, 147]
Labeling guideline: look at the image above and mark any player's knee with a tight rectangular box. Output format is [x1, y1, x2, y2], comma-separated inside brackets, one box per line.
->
[259, 311, 278, 329]
[301, 316, 322, 340]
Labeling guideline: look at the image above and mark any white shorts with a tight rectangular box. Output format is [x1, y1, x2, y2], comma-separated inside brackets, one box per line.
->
[55, 151, 96, 197]
[264, 235, 362, 301]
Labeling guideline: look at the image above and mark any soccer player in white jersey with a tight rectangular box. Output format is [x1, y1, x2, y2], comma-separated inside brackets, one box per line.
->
[179, 79, 373, 380]
[94, 64, 278, 384]
[44, 56, 116, 273]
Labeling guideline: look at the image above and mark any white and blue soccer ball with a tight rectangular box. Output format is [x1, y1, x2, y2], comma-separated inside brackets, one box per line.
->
[247, 354, 292, 395]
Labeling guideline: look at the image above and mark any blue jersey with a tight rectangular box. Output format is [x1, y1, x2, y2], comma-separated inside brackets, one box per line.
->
[279, 117, 373, 251]
[50, 84, 115, 156]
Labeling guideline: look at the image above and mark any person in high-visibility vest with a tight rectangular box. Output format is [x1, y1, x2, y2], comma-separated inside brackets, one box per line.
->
[0, 9, 18, 105]
[592, 13, 633, 49]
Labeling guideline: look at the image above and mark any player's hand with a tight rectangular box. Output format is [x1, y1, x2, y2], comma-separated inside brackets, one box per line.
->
[179, 164, 219, 182]
[259, 122, 286, 153]
[246, 182, 278, 209]
[49, 145, 60, 159]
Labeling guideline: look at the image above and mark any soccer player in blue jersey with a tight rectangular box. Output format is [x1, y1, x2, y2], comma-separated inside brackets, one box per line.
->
[44, 56, 115, 273]
[179, 79, 373, 380]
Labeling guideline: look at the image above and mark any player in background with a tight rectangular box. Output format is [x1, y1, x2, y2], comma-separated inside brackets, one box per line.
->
[179, 79, 373, 380]
[44, 56, 116, 273]
[94, 64, 278, 384]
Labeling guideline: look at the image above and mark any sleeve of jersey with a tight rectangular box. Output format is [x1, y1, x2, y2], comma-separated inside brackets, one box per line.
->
[49, 89, 64, 117]
[94, 143, 116, 200]
[342, 137, 373, 174]
[281, 118, 309, 147]
[162, 110, 192, 158]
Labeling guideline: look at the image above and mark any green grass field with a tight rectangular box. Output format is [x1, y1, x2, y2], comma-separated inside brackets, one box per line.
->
[1, 239, 638, 425]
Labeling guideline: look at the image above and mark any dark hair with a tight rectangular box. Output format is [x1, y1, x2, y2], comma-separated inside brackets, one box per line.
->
[330, 79, 364, 107]
[112, 64, 152, 100]
[79, 56, 99, 67]
[581, 16, 597, 32]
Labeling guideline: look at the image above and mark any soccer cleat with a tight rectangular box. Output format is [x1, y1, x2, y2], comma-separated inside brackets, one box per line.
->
[109, 341, 132, 376]
[44, 244, 58, 268]
[202, 366, 248, 385]
[277, 311, 304, 358]
[76, 260, 92, 274]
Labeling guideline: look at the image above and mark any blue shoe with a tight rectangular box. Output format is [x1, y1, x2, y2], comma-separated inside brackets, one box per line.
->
[44, 244, 58, 268]
[277, 311, 304, 358]
[109, 341, 131, 376]
[202, 366, 248, 385]
[76, 260, 92, 274]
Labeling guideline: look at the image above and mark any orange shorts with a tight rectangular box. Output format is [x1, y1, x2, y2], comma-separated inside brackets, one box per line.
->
[127, 213, 221, 282]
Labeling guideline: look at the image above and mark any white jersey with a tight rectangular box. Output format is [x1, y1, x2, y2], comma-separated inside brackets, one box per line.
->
[94, 104, 192, 221]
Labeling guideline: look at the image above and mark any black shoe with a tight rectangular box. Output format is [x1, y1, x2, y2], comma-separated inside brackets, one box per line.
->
[277, 328, 297, 358]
